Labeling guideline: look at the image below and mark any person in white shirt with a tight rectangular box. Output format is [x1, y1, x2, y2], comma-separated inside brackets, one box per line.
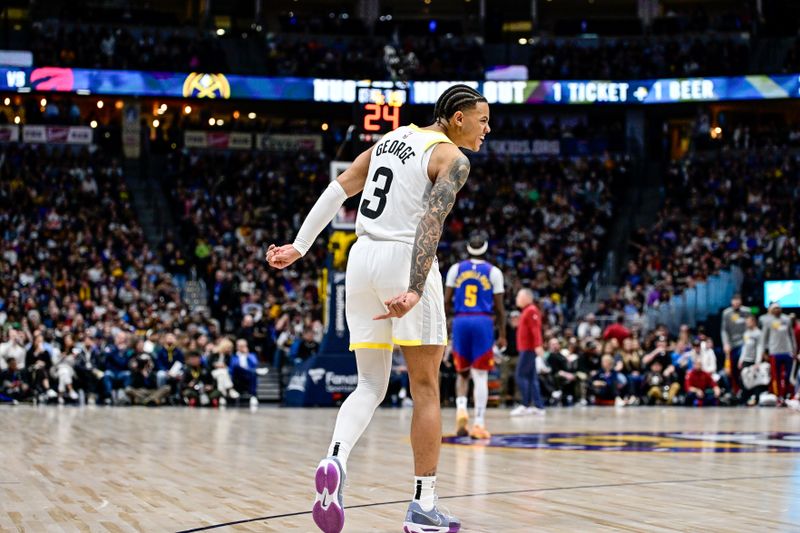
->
[0, 329, 27, 371]
[577, 313, 601, 340]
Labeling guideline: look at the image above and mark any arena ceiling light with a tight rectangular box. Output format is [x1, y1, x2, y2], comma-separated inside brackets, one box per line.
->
[184, 105, 192, 114]
[216, 28, 225, 36]
[90, 120, 98, 128]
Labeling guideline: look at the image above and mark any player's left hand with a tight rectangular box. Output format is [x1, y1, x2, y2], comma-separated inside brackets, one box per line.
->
[496, 337, 508, 350]
[266, 244, 301, 269]
[374, 291, 421, 320]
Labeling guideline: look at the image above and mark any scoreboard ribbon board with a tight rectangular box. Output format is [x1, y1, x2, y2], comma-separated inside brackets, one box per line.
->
[3, 66, 800, 106]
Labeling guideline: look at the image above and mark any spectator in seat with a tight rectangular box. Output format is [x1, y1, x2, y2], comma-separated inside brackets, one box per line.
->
[0, 328, 27, 371]
[672, 344, 694, 390]
[154, 332, 185, 390]
[53, 333, 80, 404]
[74, 335, 104, 405]
[238, 314, 257, 352]
[590, 354, 624, 405]
[577, 313, 601, 341]
[210, 270, 236, 325]
[643, 335, 677, 381]
[643, 359, 680, 405]
[602, 315, 631, 344]
[545, 337, 578, 405]
[576, 340, 602, 404]
[229, 339, 266, 407]
[0, 357, 31, 403]
[207, 337, 239, 403]
[617, 337, 644, 405]
[102, 332, 132, 405]
[181, 351, 220, 407]
[684, 355, 721, 406]
[26, 331, 57, 403]
[291, 327, 320, 362]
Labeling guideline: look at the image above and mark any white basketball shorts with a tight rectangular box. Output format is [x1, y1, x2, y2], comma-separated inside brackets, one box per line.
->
[346, 236, 447, 351]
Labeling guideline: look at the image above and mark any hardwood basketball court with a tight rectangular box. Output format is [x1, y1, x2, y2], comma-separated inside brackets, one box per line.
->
[3, 406, 800, 532]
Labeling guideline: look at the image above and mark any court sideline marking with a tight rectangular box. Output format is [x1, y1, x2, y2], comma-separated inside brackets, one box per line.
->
[176, 473, 800, 532]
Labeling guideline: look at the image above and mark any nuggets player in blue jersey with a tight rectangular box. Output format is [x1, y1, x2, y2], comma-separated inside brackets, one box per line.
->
[444, 232, 506, 439]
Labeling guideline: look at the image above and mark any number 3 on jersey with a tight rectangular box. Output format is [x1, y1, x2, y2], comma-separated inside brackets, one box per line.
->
[360, 166, 393, 219]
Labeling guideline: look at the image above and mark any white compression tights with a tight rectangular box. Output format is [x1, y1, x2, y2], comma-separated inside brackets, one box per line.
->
[471, 368, 488, 427]
[327, 348, 392, 471]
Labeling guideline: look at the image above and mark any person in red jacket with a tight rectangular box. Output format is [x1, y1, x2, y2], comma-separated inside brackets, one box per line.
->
[510, 289, 545, 416]
[602, 315, 632, 344]
[684, 355, 721, 406]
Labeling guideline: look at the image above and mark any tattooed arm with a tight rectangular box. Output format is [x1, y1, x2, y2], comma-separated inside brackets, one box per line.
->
[374, 144, 469, 320]
[408, 153, 470, 295]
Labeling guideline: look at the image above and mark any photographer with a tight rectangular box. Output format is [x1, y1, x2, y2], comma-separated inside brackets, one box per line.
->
[644, 359, 680, 405]
[180, 351, 220, 407]
[126, 347, 171, 406]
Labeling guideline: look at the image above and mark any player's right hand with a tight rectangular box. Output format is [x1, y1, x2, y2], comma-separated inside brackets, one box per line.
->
[266, 244, 301, 269]
[373, 291, 420, 320]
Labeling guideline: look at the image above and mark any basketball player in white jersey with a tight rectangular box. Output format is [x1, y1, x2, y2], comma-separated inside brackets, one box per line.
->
[267, 84, 490, 533]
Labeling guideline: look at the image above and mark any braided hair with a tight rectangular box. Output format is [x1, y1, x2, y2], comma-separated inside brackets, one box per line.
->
[433, 84, 487, 125]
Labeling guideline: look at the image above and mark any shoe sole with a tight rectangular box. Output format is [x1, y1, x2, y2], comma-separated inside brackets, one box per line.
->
[402, 522, 460, 533]
[312, 459, 344, 533]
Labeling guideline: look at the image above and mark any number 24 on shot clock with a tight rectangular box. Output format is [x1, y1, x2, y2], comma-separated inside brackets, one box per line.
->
[360, 91, 404, 133]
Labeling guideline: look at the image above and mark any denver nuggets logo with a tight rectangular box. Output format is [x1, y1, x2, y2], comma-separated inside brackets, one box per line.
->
[443, 432, 800, 453]
[182, 73, 231, 99]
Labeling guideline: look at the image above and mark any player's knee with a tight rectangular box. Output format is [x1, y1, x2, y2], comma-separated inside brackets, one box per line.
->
[410, 373, 439, 395]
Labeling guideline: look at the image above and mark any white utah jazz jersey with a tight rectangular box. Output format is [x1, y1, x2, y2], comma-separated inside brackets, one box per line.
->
[355, 124, 454, 245]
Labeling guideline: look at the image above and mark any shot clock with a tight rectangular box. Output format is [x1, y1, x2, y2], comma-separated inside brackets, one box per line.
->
[353, 82, 408, 151]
